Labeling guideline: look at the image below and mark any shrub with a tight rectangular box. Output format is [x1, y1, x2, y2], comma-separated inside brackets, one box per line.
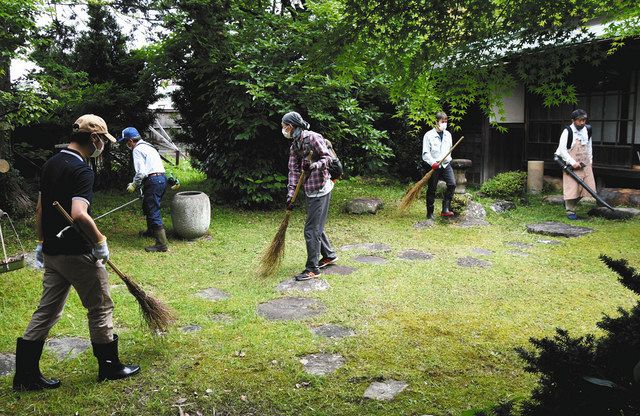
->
[479, 171, 527, 199]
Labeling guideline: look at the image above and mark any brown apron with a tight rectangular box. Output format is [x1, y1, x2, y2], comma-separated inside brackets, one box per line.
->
[563, 139, 596, 200]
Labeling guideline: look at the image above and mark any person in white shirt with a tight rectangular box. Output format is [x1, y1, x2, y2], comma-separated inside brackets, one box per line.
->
[118, 127, 169, 252]
[554, 109, 595, 220]
[422, 112, 456, 219]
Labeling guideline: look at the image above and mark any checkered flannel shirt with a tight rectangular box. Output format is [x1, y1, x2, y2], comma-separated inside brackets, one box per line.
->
[287, 131, 333, 199]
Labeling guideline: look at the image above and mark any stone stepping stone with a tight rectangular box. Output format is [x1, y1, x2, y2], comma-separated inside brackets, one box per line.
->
[310, 324, 355, 339]
[363, 380, 408, 401]
[210, 313, 234, 323]
[322, 264, 356, 275]
[472, 248, 494, 256]
[413, 220, 435, 229]
[456, 256, 491, 268]
[180, 324, 202, 333]
[339, 243, 391, 253]
[353, 255, 387, 265]
[257, 297, 326, 321]
[589, 207, 640, 220]
[491, 200, 516, 213]
[276, 278, 330, 293]
[197, 288, 229, 301]
[537, 239, 562, 245]
[527, 221, 594, 238]
[299, 353, 345, 376]
[505, 241, 533, 249]
[455, 201, 489, 227]
[345, 198, 384, 214]
[0, 353, 15, 377]
[507, 250, 529, 257]
[45, 337, 90, 360]
[544, 195, 595, 205]
[397, 250, 433, 261]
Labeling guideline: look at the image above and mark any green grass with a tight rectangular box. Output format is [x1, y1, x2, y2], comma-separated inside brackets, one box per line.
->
[1, 171, 639, 415]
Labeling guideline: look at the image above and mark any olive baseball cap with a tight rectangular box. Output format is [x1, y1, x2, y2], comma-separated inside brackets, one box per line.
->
[72, 114, 116, 143]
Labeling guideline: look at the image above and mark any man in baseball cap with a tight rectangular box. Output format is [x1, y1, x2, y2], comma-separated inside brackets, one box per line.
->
[13, 114, 140, 392]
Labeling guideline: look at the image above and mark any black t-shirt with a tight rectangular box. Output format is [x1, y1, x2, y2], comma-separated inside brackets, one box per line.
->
[41, 149, 94, 255]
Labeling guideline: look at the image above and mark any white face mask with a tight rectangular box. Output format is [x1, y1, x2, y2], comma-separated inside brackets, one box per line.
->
[282, 128, 293, 139]
[90, 137, 104, 158]
[438, 123, 447, 131]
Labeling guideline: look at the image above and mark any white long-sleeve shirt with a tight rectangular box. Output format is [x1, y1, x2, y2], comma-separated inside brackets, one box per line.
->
[554, 124, 593, 166]
[422, 128, 453, 167]
[132, 140, 165, 186]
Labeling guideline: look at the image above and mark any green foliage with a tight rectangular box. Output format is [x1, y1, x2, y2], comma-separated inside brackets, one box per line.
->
[451, 194, 469, 214]
[479, 171, 527, 199]
[163, 0, 392, 207]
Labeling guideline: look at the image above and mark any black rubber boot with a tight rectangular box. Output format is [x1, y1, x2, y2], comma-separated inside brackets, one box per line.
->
[12, 337, 61, 391]
[145, 227, 168, 252]
[426, 194, 436, 220]
[138, 229, 153, 238]
[92, 334, 140, 382]
[441, 186, 456, 217]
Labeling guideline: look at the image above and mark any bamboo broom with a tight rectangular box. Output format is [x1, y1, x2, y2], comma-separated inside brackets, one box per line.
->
[53, 202, 176, 334]
[258, 171, 306, 277]
[398, 136, 464, 212]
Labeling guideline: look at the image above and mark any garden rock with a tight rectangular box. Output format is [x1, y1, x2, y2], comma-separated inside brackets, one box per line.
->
[257, 297, 326, 321]
[345, 198, 384, 214]
[322, 265, 356, 275]
[456, 256, 491, 268]
[363, 380, 408, 401]
[397, 250, 434, 261]
[491, 200, 516, 213]
[537, 239, 562, 245]
[527, 221, 594, 238]
[171, 191, 211, 239]
[506, 241, 533, 249]
[339, 243, 391, 253]
[0, 353, 15, 377]
[299, 353, 345, 376]
[197, 288, 229, 301]
[544, 176, 563, 191]
[599, 188, 640, 207]
[455, 201, 489, 227]
[276, 278, 330, 293]
[354, 255, 387, 265]
[589, 207, 640, 220]
[413, 220, 435, 229]
[544, 194, 595, 205]
[310, 324, 356, 339]
[472, 248, 494, 256]
[45, 337, 90, 360]
[210, 313, 233, 323]
[180, 324, 202, 333]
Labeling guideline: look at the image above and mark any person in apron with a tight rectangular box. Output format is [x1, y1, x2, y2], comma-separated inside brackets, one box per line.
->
[554, 109, 595, 220]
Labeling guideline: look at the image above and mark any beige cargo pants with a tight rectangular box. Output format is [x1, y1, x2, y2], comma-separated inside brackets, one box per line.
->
[23, 254, 114, 344]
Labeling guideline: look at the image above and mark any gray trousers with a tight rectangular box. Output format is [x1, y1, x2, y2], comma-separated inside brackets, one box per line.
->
[304, 191, 336, 272]
[23, 254, 114, 344]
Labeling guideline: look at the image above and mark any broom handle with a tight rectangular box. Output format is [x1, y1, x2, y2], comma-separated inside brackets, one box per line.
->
[434, 136, 464, 167]
[289, 171, 306, 205]
[52, 202, 127, 280]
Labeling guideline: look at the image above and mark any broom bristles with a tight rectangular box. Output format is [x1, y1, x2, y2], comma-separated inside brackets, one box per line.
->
[121, 274, 176, 333]
[259, 211, 292, 277]
[398, 171, 434, 211]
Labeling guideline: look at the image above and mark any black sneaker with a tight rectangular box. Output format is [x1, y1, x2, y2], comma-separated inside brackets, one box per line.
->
[318, 256, 338, 269]
[295, 270, 321, 281]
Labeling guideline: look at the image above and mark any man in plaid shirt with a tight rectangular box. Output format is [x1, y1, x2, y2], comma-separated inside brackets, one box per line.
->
[282, 111, 338, 281]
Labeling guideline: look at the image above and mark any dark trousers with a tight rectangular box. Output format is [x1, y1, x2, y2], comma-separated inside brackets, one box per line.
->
[142, 174, 167, 230]
[426, 164, 456, 209]
[304, 191, 336, 272]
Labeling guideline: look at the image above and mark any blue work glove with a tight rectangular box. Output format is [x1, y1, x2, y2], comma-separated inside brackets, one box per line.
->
[34, 243, 44, 268]
[92, 239, 109, 264]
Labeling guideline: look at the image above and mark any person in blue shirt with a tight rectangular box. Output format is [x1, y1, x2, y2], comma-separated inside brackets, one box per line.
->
[119, 127, 169, 252]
